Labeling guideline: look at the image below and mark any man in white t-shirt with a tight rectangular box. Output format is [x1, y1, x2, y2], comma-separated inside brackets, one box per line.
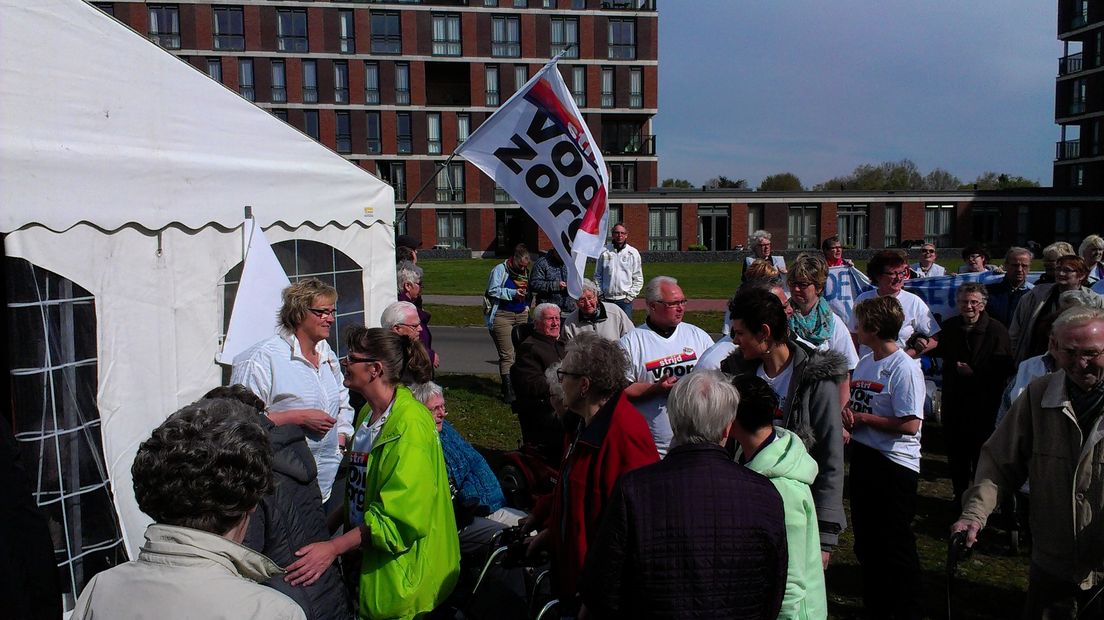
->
[620, 276, 715, 456]
[848, 251, 940, 358]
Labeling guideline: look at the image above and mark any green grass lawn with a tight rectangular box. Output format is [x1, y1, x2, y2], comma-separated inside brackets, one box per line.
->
[440, 373, 1032, 619]
[420, 257, 1038, 299]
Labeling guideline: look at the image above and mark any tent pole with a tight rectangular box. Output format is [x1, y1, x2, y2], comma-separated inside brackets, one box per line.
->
[396, 152, 458, 226]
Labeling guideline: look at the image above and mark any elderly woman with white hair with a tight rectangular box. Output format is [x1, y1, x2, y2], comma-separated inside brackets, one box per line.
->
[1080, 234, 1104, 285]
[396, 260, 437, 367]
[562, 278, 634, 340]
[742, 229, 787, 283]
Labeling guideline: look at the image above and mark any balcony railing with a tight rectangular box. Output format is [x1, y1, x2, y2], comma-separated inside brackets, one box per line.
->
[1056, 139, 1081, 160]
[213, 35, 244, 51]
[602, 134, 656, 156]
[1070, 99, 1087, 115]
[436, 188, 464, 202]
[277, 36, 308, 53]
[602, 0, 657, 9]
[148, 33, 180, 49]
[240, 86, 255, 102]
[1059, 52, 1084, 75]
[303, 87, 318, 104]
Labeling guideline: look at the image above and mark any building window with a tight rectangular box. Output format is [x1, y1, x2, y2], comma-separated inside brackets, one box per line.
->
[271, 60, 287, 103]
[494, 182, 512, 203]
[924, 204, 954, 247]
[572, 0, 586, 8]
[551, 17, 579, 58]
[543, 0, 555, 7]
[1071, 78, 1087, 115]
[396, 112, 412, 154]
[787, 204, 819, 249]
[335, 111, 351, 153]
[971, 206, 1001, 246]
[378, 161, 406, 201]
[495, 208, 516, 251]
[883, 204, 900, 248]
[239, 58, 254, 101]
[339, 10, 355, 53]
[6, 258, 128, 612]
[491, 15, 521, 58]
[514, 65, 529, 94]
[608, 18, 635, 60]
[514, 0, 527, 7]
[93, 2, 114, 16]
[304, 110, 319, 140]
[747, 205, 764, 244]
[302, 60, 318, 103]
[437, 210, 467, 249]
[601, 67, 614, 108]
[609, 162, 636, 191]
[697, 206, 731, 251]
[484, 0, 497, 6]
[371, 12, 402, 54]
[223, 241, 364, 358]
[436, 162, 465, 202]
[365, 62, 379, 104]
[213, 6, 244, 51]
[272, 109, 288, 122]
[395, 63, 410, 105]
[1015, 205, 1030, 246]
[277, 9, 308, 53]
[457, 113, 471, 144]
[836, 203, 868, 250]
[629, 67, 643, 108]
[334, 61, 349, 104]
[206, 58, 222, 83]
[648, 206, 680, 251]
[486, 65, 500, 106]
[571, 66, 586, 107]
[147, 5, 180, 49]
[608, 204, 623, 229]
[427, 112, 441, 154]
[432, 14, 461, 56]
[366, 112, 381, 154]
[1054, 205, 1083, 241]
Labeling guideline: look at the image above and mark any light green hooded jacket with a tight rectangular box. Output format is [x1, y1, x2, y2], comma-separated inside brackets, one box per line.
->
[744, 428, 827, 620]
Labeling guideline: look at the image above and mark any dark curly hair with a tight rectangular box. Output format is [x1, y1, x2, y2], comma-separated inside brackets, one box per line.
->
[732, 375, 778, 433]
[561, 332, 630, 399]
[132, 399, 272, 535]
[865, 250, 907, 281]
[728, 287, 789, 343]
[202, 384, 266, 413]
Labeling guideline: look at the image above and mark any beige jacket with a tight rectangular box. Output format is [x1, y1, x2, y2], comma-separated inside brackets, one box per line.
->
[961, 370, 1104, 589]
[72, 524, 306, 620]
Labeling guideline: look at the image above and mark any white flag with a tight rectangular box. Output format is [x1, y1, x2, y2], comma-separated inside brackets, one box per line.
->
[455, 58, 609, 299]
[218, 219, 291, 363]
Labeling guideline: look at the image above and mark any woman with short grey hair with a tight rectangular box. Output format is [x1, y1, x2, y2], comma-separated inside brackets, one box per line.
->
[397, 259, 437, 368]
[743, 230, 786, 283]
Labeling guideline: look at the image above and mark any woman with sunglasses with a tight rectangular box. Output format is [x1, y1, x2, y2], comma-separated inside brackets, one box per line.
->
[286, 328, 459, 619]
[847, 251, 940, 358]
[526, 333, 659, 612]
[231, 278, 354, 504]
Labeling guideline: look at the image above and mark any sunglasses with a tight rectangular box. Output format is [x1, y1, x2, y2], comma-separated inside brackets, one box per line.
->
[308, 307, 338, 318]
[340, 355, 377, 369]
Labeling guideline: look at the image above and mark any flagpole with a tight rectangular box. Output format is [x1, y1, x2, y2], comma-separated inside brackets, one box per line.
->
[395, 44, 575, 227]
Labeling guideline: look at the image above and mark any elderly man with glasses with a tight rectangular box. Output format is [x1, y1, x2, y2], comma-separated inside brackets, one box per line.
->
[848, 251, 940, 358]
[562, 278, 633, 341]
[910, 243, 947, 278]
[619, 276, 716, 456]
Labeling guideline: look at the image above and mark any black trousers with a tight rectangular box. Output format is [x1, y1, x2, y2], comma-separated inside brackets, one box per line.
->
[850, 441, 923, 620]
[943, 409, 994, 506]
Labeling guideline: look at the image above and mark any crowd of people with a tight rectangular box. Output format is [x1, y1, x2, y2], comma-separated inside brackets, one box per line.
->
[62, 227, 1104, 620]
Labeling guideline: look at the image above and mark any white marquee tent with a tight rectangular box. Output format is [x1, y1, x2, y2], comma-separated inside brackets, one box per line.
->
[0, 0, 396, 610]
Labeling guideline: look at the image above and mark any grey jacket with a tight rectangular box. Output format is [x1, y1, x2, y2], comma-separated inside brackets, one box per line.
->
[721, 341, 849, 550]
[72, 524, 306, 620]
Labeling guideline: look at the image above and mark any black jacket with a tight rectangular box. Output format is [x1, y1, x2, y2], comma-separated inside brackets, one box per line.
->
[720, 340, 848, 550]
[243, 419, 350, 620]
[510, 332, 567, 458]
[933, 312, 1014, 432]
[580, 443, 788, 619]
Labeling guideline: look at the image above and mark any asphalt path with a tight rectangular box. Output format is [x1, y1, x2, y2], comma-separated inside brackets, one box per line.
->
[433, 326, 502, 375]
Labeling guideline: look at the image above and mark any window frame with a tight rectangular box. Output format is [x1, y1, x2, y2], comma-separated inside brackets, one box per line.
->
[436, 209, 467, 249]
[370, 11, 402, 55]
[147, 4, 181, 49]
[608, 17, 636, 60]
[395, 62, 411, 105]
[485, 65, 500, 106]
[366, 111, 382, 154]
[339, 10, 356, 54]
[787, 204, 820, 250]
[491, 15, 521, 58]
[335, 111, 352, 153]
[601, 67, 614, 108]
[303, 109, 320, 141]
[212, 6, 245, 51]
[206, 58, 223, 83]
[923, 203, 955, 247]
[302, 59, 318, 103]
[648, 205, 680, 251]
[396, 112, 413, 154]
[334, 61, 349, 104]
[270, 59, 287, 103]
[431, 13, 462, 56]
[364, 62, 380, 104]
[276, 9, 308, 53]
[836, 203, 869, 250]
[436, 162, 466, 203]
[238, 58, 255, 101]
[551, 16, 579, 58]
[427, 112, 442, 155]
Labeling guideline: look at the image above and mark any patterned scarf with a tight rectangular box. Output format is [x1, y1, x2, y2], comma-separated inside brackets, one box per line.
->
[788, 297, 835, 346]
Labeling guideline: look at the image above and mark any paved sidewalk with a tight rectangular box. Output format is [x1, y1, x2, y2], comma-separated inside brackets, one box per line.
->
[423, 294, 728, 312]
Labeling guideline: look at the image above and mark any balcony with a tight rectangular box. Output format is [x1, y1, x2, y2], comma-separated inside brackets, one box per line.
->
[1069, 99, 1087, 115]
[148, 33, 180, 49]
[1059, 52, 1084, 76]
[302, 87, 318, 104]
[1056, 139, 1081, 160]
[601, 0, 657, 9]
[602, 134, 656, 156]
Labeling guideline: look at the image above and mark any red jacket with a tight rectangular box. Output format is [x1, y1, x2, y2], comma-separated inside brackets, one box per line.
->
[531, 390, 660, 601]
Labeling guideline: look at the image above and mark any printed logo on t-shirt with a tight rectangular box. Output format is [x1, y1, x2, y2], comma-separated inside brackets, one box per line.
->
[347, 451, 369, 525]
[644, 347, 698, 380]
[849, 379, 885, 414]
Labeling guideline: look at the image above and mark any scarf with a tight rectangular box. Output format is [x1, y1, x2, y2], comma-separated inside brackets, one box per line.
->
[788, 297, 835, 346]
[506, 258, 529, 287]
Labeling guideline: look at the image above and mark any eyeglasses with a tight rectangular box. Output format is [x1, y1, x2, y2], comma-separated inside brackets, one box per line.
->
[827, 246, 843, 251]
[920, 249, 936, 254]
[556, 369, 586, 381]
[882, 270, 909, 280]
[966, 254, 983, 261]
[654, 299, 688, 308]
[959, 299, 985, 307]
[1057, 348, 1104, 362]
[308, 307, 338, 318]
[340, 355, 376, 369]
[1056, 267, 1081, 275]
[396, 322, 421, 331]
[790, 281, 815, 289]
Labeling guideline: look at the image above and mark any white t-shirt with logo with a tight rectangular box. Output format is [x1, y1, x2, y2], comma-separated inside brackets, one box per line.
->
[620, 321, 716, 456]
[848, 289, 940, 356]
[696, 336, 736, 371]
[756, 359, 794, 421]
[347, 403, 393, 525]
[848, 349, 925, 472]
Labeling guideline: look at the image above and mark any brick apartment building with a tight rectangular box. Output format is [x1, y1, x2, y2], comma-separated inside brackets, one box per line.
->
[92, 0, 659, 253]
[1054, 0, 1103, 190]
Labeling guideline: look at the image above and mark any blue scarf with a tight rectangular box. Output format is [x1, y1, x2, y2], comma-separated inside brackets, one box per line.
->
[789, 297, 835, 346]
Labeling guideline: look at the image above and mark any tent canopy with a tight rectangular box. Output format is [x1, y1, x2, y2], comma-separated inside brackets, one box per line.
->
[0, 0, 394, 233]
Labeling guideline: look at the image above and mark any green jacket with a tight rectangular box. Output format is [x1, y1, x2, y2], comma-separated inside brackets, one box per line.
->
[744, 428, 827, 620]
[351, 386, 460, 619]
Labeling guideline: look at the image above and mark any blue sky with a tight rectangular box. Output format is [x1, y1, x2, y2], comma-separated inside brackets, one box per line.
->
[655, 1, 1058, 188]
